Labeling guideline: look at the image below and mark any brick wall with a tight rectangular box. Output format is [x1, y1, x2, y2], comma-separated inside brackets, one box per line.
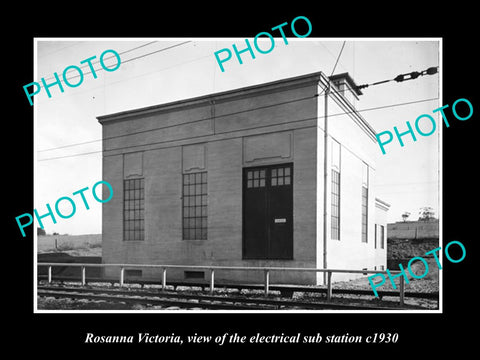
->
[99, 72, 382, 285]
[101, 74, 319, 284]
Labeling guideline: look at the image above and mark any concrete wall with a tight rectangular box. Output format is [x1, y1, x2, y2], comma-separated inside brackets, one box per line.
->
[374, 202, 388, 270]
[316, 85, 382, 283]
[101, 74, 319, 284]
[99, 72, 384, 286]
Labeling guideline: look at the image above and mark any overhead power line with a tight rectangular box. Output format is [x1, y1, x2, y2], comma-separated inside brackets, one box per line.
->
[38, 94, 315, 153]
[37, 81, 437, 155]
[355, 66, 439, 91]
[40, 41, 159, 83]
[38, 96, 439, 162]
[35, 52, 213, 107]
[36, 41, 192, 87]
[314, 41, 347, 99]
[330, 41, 346, 77]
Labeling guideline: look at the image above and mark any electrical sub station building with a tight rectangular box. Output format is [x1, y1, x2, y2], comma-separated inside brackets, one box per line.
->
[97, 71, 389, 285]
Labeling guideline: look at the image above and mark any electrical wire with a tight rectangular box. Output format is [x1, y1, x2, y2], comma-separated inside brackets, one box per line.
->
[32, 41, 191, 89]
[38, 42, 84, 59]
[34, 52, 213, 107]
[330, 41, 346, 77]
[39, 48, 438, 154]
[37, 96, 439, 162]
[35, 41, 440, 159]
[99, 97, 439, 155]
[40, 41, 159, 83]
[315, 41, 347, 98]
[37, 89, 438, 153]
[355, 66, 439, 91]
[38, 94, 315, 153]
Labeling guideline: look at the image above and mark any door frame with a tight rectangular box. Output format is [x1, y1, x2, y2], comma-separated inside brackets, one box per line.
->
[242, 162, 294, 260]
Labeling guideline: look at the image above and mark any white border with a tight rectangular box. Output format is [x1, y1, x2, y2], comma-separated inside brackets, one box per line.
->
[33, 37, 443, 314]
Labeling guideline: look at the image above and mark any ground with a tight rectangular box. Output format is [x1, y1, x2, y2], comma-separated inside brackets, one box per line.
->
[36, 235, 439, 310]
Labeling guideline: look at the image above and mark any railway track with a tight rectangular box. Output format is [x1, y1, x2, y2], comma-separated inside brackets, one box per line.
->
[37, 285, 408, 310]
[37, 275, 439, 300]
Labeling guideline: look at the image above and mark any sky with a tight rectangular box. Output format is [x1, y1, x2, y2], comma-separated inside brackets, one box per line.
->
[34, 38, 440, 235]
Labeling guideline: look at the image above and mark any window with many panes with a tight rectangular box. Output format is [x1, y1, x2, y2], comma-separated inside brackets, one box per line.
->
[361, 162, 369, 243]
[331, 140, 341, 240]
[124, 178, 145, 241]
[331, 169, 340, 240]
[380, 225, 385, 249]
[243, 164, 293, 260]
[246, 169, 266, 188]
[361, 187, 368, 242]
[245, 166, 293, 188]
[182, 172, 207, 240]
[271, 167, 291, 186]
[375, 224, 385, 249]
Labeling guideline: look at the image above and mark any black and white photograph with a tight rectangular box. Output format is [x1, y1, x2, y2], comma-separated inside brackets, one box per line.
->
[32, 37, 442, 314]
[7, 7, 477, 354]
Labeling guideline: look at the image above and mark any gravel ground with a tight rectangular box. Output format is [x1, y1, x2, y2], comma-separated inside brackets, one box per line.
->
[37, 275, 439, 311]
[332, 273, 439, 293]
[37, 296, 196, 311]
[37, 242, 439, 311]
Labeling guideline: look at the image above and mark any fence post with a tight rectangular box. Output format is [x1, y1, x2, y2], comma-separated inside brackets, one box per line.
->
[210, 269, 215, 294]
[161, 267, 166, 292]
[264, 269, 270, 297]
[399, 275, 405, 306]
[48, 266, 52, 284]
[327, 271, 333, 301]
[120, 267, 124, 287]
[81, 266, 86, 286]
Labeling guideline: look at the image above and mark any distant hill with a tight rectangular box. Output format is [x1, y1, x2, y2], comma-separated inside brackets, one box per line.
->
[37, 234, 101, 256]
[388, 219, 438, 240]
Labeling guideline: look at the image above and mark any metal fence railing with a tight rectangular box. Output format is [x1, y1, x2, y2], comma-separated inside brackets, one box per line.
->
[37, 263, 405, 305]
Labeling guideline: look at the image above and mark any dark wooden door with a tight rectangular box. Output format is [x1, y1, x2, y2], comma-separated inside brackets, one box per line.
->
[243, 164, 293, 260]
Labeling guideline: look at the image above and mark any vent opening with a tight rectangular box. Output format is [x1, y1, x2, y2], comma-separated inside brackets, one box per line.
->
[184, 271, 205, 279]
